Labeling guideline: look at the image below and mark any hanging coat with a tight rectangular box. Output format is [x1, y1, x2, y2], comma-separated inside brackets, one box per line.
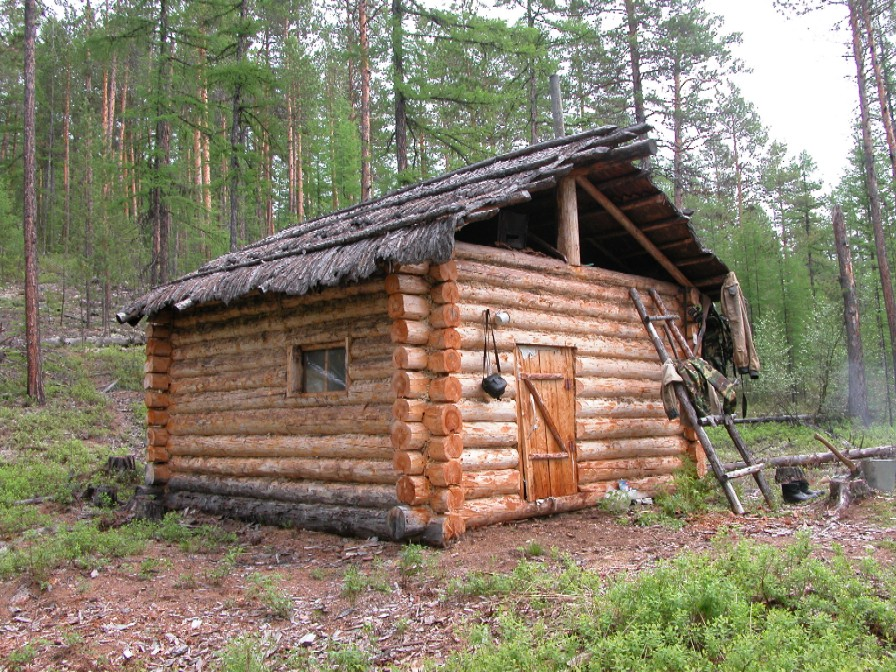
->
[720, 272, 760, 378]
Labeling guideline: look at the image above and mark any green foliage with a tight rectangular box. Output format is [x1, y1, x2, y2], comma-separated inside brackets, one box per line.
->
[213, 635, 274, 672]
[440, 538, 896, 671]
[246, 572, 294, 619]
[341, 564, 391, 601]
[398, 543, 426, 576]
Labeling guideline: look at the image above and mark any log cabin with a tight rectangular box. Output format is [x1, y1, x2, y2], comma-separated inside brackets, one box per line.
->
[118, 124, 731, 545]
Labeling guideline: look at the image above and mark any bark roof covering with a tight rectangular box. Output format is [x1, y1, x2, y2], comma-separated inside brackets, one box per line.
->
[119, 124, 728, 325]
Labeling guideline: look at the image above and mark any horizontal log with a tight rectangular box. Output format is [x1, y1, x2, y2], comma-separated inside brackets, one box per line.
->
[170, 366, 283, 396]
[429, 328, 462, 351]
[456, 374, 517, 401]
[462, 469, 521, 499]
[459, 349, 514, 374]
[146, 462, 171, 485]
[385, 273, 431, 295]
[426, 459, 463, 487]
[429, 376, 463, 402]
[721, 445, 896, 472]
[456, 329, 655, 362]
[575, 398, 666, 419]
[145, 391, 169, 409]
[462, 448, 520, 471]
[462, 421, 518, 448]
[577, 436, 690, 462]
[393, 450, 426, 475]
[461, 489, 609, 528]
[577, 418, 682, 441]
[167, 434, 393, 460]
[147, 445, 169, 462]
[392, 371, 430, 399]
[423, 404, 463, 435]
[396, 262, 429, 275]
[147, 409, 169, 426]
[577, 455, 683, 484]
[146, 339, 172, 357]
[387, 505, 432, 539]
[427, 434, 464, 461]
[388, 294, 430, 320]
[575, 357, 662, 379]
[430, 486, 465, 513]
[390, 420, 430, 451]
[454, 243, 681, 297]
[393, 346, 429, 371]
[166, 491, 392, 540]
[396, 475, 430, 505]
[458, 398, 518, 422]
[429, 260, 458, 282]
[169, 455, 397, 484]
[349, 356, 394, 382]
[430, 282, 460, 304]
[391, 319, 430, 345]
[146, 323, 171, 340]
[167, 406, 391, 437]
[144, 372, 171, 391]
[576, 377, 660, 399]
[147, 427, 169, 447]
[457, 304, 644, 340]
[393, 398, 426, 422]
[430, 304, 461, 329]
[145, 356, 171, 374]
[167, 474, 398, 509]
[428, 350, 462, 373]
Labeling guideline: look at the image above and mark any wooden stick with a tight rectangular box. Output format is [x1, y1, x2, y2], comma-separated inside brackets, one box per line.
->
[722, 445, 896, 471]
[814, 433, 861, 476]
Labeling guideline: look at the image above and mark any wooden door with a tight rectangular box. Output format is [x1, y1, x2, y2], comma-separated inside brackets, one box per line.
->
[516, 346, 578, 500]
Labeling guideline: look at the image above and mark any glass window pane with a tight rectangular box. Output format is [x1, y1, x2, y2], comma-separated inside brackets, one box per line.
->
[327, 348, 347, 391]
[303, 349, 327, 393]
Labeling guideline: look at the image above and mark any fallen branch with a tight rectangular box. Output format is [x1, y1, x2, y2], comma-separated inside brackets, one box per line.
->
[722, 445, 896, 472]
[699, 414, 817, 426]
[814, 433, 860, 476]
[41, 335, 145, 347]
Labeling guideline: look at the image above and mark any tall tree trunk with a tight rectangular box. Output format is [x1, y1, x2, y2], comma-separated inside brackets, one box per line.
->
[672, 60, 684, 209]
[832, 204, 870, 425]
[152, 0, 172, 283]
[860, 0, 896, 186]
[23, 0, 44, 404]
[624, 0, 647, 133]
[359, 0, 372, 200]
[732, 128, 743, 225]
[61, 73, 71, 326]
[229, 0, 248, 252]
[526, 0, 538, 144]
[392, 0, 408, 175]
[849, 0, 896, 397]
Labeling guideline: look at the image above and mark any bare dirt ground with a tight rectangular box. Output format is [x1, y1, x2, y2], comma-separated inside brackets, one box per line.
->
[1, 496, 894, 671]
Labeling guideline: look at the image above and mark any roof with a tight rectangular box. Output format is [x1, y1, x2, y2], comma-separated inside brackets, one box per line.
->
[118, 124, 729, 325]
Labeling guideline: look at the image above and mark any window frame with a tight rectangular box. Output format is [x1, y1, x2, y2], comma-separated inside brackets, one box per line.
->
[287, 338, 351, 397]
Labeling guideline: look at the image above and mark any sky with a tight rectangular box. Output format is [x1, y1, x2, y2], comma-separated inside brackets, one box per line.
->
[703, 0, 857, 188]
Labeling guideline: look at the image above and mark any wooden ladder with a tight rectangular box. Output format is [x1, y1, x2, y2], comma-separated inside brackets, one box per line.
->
[629, 288, 776, 514]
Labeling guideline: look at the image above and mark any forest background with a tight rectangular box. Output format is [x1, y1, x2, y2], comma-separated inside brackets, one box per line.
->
[2, 0, 895, 423]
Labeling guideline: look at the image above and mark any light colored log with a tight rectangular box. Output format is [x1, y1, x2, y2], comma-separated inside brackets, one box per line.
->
[393, 398, 426, 422]
[147, 427, 169, 447]
[170, 366, 283, 396]
[463, 469, 521, 499]
[396, 475, 430, 505]
[427, 434, 464, 461]
[461, 448, 520, 471]
[430, 304, 461, 328]
[423, 404, 463, 435]
[428, 328, 461, 350]
[456, 374, 517, 401]
[169, 455, 398, 484]
[576, 377, 660, 399]
[147, 445, 169, 462]
[426, 459, 463, 486]
[428, 350, 462, 373]
[388, 294, 429, 320]
[577, 417, 682, 441]
[457, 398, 517, 423]
[575, 398, 666, 419]
[391, 320, 431, 345]
[459, 349, 514, 374]
[147, 409, 169, 426]
[556, 175, 581, 265]
[146, 339, 172, 357]
[146, 323, 171, 340]
[457, 304, 644, 340]
[145, 391, 169, 409]
[144, 372, 170, 391]
[577, 455, 683, 484]
[430, 486, 465, 513]
[577, 436, 689, 462]
[462, 489, 609, 529]
[146, 462, 171, 485]
[429, 260, 458, 282]
[429, 376, 463, 402]
[393, 346, 428, 371]
[167, 406, 391, 437]
[396, 262, 430, 275]
[349, 337, 394, 361]
[145, 356, 171, 374]
[456, 328, 655, 362]
[393, 450, 426, 475]
[167, 434, 393, 460]
[430, 282, 460, 304]
[167, 474, 398, 509]
[392, 371, 430, 399]
[463, 421, 518, 448]
[349, 357, 394, 382]
[385, 273, 430, 295]
[576, 356, 661, 379]
[390, 420, 430, 451]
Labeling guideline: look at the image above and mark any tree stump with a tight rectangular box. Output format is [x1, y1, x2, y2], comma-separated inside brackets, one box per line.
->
[107, 455, 136, 472]
[828, 476, 871, 517]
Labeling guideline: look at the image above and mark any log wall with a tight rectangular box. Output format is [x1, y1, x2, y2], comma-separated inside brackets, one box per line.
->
[153, 281, 398, 539]
[452, 243, 702, 529]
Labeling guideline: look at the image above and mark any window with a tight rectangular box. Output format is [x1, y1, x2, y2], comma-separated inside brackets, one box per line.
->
[288, 341, 349, 395]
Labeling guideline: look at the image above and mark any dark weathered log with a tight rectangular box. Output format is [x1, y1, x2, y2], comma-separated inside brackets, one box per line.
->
[166, 491, 392, 539]
[722, 445, 896, 472]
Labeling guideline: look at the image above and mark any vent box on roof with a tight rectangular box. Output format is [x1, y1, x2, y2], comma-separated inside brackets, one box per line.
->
[498, 211, 528, 249]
